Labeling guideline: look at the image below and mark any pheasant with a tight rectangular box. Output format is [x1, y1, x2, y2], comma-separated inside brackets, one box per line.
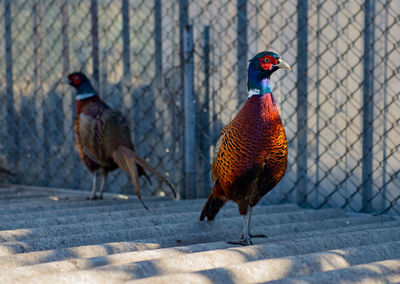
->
[0, 167, 14, 176]
[67, 72, 176, 207]
[200, 51, 290, 245]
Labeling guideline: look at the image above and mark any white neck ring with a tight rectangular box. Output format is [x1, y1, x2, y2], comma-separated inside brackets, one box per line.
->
[248, 89, 261, 98]
[76, 93, 96, 101]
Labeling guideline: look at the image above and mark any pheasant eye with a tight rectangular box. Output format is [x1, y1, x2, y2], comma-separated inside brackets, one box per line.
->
[264, 58, 269, 63]
[70, 75, 82, 85]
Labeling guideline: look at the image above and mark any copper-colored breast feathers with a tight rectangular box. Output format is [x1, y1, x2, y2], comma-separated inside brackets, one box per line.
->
[212, 94, 287, 207]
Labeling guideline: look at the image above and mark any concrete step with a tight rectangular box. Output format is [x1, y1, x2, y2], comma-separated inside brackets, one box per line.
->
[0, 197, 199, 217]
[0, 188, 27, 195]
[0, 185, 398, 283]
[0, 215, 391, 269]
[3, 224, 400, 280]
[138, 217, 398, 248]
[0, 203, 205, 230]
[5, 239, 400, 283]
[0, 187, 55, 196]
[0, 199, 212, 225]
[267, 259, 400, 284]
[0, 193, 61, 202]
[0, 203, 299, 230]
[0, 204, 301, 242]
[0, 208, 344, 255]
[123, 241, 400, 284]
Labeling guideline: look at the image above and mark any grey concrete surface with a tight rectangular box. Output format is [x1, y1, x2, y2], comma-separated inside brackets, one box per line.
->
[0, 215, 393, 269]
[0, 203, 299, 231]
[3, 229, 400, 281]
[0, 208, 347, 255]
[0, 185, 398, 283]
[267, 259, 400, 284]
[0, 198, 204, 219]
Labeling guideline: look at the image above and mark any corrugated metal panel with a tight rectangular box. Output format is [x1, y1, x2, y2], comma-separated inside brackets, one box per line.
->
[0, 185, 399, 283]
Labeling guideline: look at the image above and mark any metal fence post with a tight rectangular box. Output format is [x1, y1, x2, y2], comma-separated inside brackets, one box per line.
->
[60, 0, 79, 188]
[91, 0, 99, 89]
[122, 0, 131, 80]
[183, 25, 196, 199]
[197, 25, 211, 197]
[179, 0, 189, 73]
[381, 0, 390, 211]
[296, 0, 308, 206]
[121, 0, 133, 124]
[362, 0, 375, 213]
[4, 0, 17, 168]
[237, 0, 247, 102]
[179, 0, 189, 198]
[179, 0, 189, 96]
[154, 0, 163, 80]
[61, 1, 69, 77]
[33, 0, 48, 183]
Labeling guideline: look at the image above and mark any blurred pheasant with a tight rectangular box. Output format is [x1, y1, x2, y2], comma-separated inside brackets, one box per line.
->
[200, 51, 290, 245]
[0, 167, 14, 176]
[67, 72, 176, 206]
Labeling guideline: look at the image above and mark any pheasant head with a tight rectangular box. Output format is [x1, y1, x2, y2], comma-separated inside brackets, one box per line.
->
[247, 51, 290, 94]
[67, 72, 96, 98]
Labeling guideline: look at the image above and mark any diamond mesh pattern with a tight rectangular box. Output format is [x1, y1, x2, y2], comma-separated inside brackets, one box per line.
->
[0, 0, 398, 214]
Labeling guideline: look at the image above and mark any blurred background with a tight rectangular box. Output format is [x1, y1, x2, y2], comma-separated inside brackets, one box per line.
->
[0, 0, 399, 215]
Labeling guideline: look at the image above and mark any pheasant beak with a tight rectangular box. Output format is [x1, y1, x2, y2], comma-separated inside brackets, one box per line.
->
[274, 59, 291, 70]
[60, 78, 71, 85]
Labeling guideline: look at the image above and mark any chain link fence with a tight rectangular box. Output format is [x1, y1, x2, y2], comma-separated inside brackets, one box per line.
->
[0, 0, 399, 215]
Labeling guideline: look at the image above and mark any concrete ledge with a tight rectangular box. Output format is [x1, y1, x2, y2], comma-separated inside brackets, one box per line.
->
[0, 198, 202, 217]
[6, 240, 400, 284]
[0, 215, 392, 269]
[0, 186, 398, 283]
[269, 259, 400, 284]
[123, 242, 400, 284]
[3, 227, 400, 280]
[0, 204, 301, 242]
[0, 208, 345, 255]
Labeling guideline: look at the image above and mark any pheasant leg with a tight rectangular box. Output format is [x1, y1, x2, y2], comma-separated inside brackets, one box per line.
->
[98, 173, 107, 200]
[246, 207, 267, 239]
[88, 170, 98, 200]
[228, 206, 253, 246]
[228, 206, 267, 245]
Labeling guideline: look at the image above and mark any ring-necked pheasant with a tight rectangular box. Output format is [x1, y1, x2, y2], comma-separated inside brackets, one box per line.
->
[200, 51, 290, 245]
[67, 72, 176, 207]
[0, 167, 14, 176]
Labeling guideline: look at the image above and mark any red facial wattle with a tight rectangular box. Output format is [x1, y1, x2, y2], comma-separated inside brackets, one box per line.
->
[70, 75, 82, 86]
[260, 62, 273, 70]
[258, 56, 278, 70]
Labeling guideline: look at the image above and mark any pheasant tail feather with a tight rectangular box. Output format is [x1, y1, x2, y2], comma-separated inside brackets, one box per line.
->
[200, 183, 226, 221]
[112, 146, 148, 210]
[118, 146, 177, 198]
